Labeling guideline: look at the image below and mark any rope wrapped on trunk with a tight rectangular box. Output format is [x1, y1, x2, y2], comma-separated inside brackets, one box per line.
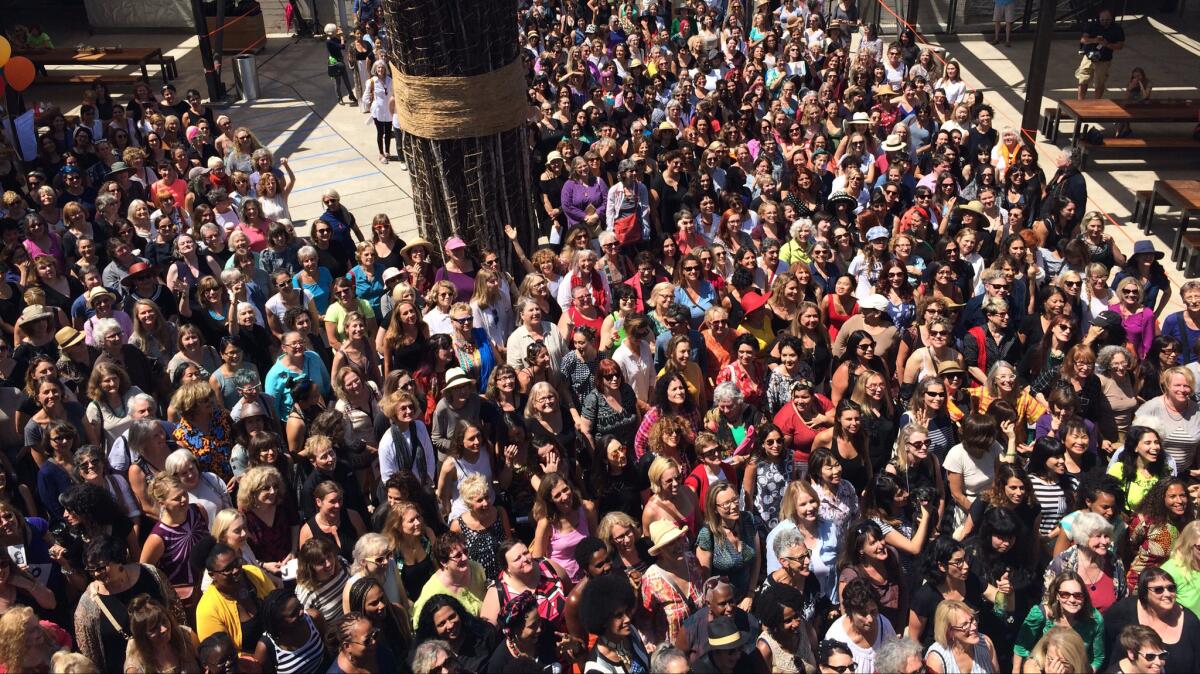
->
[390, 59, 529, 140]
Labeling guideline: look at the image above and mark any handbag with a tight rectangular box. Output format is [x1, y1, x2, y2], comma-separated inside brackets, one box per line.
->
[612, 185, 642, 247]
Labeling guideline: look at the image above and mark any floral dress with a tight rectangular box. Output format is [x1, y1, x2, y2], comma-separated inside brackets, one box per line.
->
[640, 553, 704, 644]
[1125, 515, 1178, 592]
[813, 479, 860, 536]
[457, 514, 505, 580]
[751, 455, 795, 530]
[173, 408, 234, 480]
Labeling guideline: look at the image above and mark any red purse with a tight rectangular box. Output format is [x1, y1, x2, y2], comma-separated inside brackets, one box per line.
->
[612, 187, 642, 246]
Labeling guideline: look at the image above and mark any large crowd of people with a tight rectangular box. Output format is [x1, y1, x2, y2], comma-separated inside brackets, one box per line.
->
[0, 1, 1189, 673]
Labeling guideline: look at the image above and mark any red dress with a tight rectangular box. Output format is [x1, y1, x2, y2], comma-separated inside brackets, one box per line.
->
[773, 394, 833, 469]
[824, 297, 859, 341]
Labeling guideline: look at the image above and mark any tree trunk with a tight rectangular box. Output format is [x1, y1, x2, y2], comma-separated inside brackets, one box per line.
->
[383, 0, 534, 266]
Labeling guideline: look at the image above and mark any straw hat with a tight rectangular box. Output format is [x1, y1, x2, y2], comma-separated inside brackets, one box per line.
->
[55, 326, 85, 350]
[400, 238, 436, 258]
[19, 305, 53, 323]
[956, 200, 986, 217]
[881, 134, 906, 153]
[647, 520, 688, 556]
[443, 367, 475, 392]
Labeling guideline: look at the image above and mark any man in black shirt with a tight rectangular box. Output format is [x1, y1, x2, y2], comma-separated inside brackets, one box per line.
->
[1075, 9, 1125, 99]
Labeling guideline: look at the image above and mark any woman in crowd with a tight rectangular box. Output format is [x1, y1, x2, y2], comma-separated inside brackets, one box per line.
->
[414, 594, 498, 673]
[1124, 477, 1189, 593]
[140, 474, 209, 608]
[1013, 571, 1105, 672]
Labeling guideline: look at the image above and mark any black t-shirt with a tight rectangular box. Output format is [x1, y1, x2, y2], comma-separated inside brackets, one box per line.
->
[315, 244, 348, 278]
[966, 127, 999, 160]
[97, 566, 165, 672]
[1082, 20, 1125, 61]
[1102, 597, 1200, 673]
[157, 100, 190, 119]
[909, 579, 986, 648]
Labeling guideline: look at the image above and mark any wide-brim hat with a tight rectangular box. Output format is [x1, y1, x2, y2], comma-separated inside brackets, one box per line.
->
[858, 294, 888, 312]
[705, 616, 753, 652]
[874, 84, 899, 99]
[848, 112, 871, 126]
[881, 134, 906, 152]
[740, 291, 771, 316]
[86, 286, 116, 304]
[655, 120, 678, 134]
[443, 367, 475, 392]
[104, 161, 133, 181]
[956, 200, 986, 217]
[400, 237, 437, 258]
[828, 191, 858, 208]
[55, 326, 85, 349]
[20, 304, 53, 323]
[121, 261, 155, 287]
[936, 360, 966, 376]
[647, 520, 687, 556]
[1131, 240, 1165, 260]
[382, 268, 402, 284]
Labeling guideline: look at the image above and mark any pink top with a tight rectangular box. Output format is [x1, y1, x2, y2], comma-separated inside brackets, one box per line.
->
[236, 221, 269, 253]
[548, 505, 590, 582]
[24, 232, 64, 267]
[1108, 303, 1156, 359]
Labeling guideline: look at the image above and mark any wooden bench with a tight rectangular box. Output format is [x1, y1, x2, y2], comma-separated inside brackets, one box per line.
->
[37, 73, 142, 86]
[1080, 136, 1200, 169]
[1179, 232, 1200, 275]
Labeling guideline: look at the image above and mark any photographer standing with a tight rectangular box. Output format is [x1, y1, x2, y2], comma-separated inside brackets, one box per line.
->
[1075, 9, 1125, 99]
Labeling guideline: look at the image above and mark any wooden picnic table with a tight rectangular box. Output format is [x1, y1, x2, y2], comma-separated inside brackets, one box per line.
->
[14, 47, 173, 83]
[1143, 180, 1200, 265]
[1053, 98, 1200, 144]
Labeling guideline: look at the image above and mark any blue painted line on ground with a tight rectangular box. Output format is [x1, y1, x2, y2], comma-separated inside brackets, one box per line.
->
[282, 147, 356, 163]
[293, 171, 382, 193]
[268, 130, 340, 148]
[290, 156, 368, 174]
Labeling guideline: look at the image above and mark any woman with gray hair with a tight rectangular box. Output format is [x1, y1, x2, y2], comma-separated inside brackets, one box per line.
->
[1042, 510, 1127, 612]
[1095, 344, 1138, 448]
[605, 157, 650, 240]
[707, 381, 764, 454]
[409, 639, 458, 674]
[163, 447, 231, 522]
[874, 636, 925, 674]
[648, 645, 688, 673]
[294, 243, 335, 313]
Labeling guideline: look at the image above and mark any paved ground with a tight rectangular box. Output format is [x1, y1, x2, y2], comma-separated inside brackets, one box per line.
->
[22, 6, 1200, 308]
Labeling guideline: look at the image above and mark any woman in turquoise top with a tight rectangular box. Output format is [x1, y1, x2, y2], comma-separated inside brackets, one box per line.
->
[673, 252, 717, 329]
[346, 241, 385, 318]
[293, 245, 333, 313]
[1013, 571, 1105, 672]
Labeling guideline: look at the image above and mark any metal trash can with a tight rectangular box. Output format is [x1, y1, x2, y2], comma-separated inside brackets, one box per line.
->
[234, 54, 261, 101]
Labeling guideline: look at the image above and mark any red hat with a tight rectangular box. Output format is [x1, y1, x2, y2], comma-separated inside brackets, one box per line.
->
[120, 261, 155, 287]
[740, 291, 771, 316]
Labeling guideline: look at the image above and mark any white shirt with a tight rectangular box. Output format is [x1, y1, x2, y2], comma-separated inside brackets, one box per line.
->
[824, 614, 896, 674]
[612, 339, 655, 401]
[378, 420, 437, 486]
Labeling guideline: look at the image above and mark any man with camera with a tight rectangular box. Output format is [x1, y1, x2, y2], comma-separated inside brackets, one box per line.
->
[1075, 9, 1125, 99]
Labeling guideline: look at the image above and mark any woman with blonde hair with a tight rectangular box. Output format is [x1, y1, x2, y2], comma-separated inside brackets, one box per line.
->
[449, 472, 511, 580]
[0, 605, 69, 673]
[926, 599, 999, 673]
[140, 473, 210, 606]
[1021, 626, 1087, 674]
[1112, 275, 1157, 360]
[203, 508, 264, 588]
[330, 311, 381, 386]
[469, 267, 514, 362]
[1160, 520, 1200, 616]
[383, 501, 437, 602]
[129, 299, 178, 364]
[122, 594, 199, 674]
[237, 465, 300, 576]
[83, 360, 144, 448]
[641, 455, 700, 546]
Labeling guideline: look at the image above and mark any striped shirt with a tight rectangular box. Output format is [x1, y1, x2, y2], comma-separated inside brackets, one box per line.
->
[261, 614, 325, 674]
[296, 565, 349, 623]
[1029, 475, 1068, 536]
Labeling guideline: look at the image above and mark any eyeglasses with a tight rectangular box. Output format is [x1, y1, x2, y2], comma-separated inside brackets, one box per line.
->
[1147, 583, 1177, 595]
[78, 460, 102, 471]
[716, 499, 739, 511]
[907, 440, 929, 449]
[989, 311, 1010, 317]
[929, 330, 949, 337]
[350, 629, 381, 646]
[211, 564, 243, 577]
[947, 557, 969, 567]
[949, 617, 978, 632]
[781, 553, 812, 564]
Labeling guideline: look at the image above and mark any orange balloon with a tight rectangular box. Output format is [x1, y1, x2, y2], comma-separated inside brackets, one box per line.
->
[0, 37, 10, 69]
[4, 57, 35, 92]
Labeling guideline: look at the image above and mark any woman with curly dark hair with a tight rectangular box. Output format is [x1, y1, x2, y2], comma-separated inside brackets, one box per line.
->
[580, 571, 650, 673]
[1123, 477, 1189, 593]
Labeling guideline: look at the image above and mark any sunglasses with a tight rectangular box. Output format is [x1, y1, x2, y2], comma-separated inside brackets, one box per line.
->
[1147, 583, 1177, 595]
[1056, 590, 1085, 602]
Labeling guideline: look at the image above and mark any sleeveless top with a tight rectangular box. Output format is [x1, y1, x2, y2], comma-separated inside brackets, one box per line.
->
[833, 436, 871, 495]
[549, 506, 590, 582]
[457, 513, 504, 580]
[448, 451, 493, 520]
[149, 504, 207, 586]
[304, 509, 358, 561]
[758, 629, 802, 674]
[567, 306, 605, 346]
[926, 640, 994, 673]
[262, 614, 325, 674]
[396, 535, 435, 601]
[495, 558, 568, 630]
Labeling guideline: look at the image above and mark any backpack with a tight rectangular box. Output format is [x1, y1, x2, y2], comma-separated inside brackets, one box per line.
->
[967, 325, 988, 373]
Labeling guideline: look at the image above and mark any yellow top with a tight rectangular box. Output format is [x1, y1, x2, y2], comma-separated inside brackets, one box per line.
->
[196, 564, 275, 649]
